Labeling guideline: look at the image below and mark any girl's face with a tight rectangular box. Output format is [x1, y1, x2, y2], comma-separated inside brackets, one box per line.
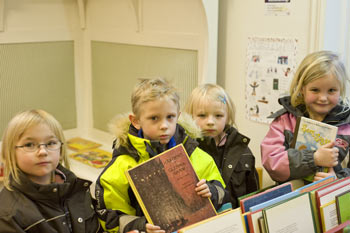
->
[193, 100, 228, 145]
[302, 74, 341, 121]
[15, 123, 61, 185]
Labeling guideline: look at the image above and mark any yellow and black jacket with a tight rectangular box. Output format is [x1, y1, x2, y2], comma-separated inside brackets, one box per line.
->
[95, 114, 228, 233]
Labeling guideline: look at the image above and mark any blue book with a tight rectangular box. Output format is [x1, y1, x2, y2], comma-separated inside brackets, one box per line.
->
[240, 182, 293, 213]
[249, 190, 300, 212]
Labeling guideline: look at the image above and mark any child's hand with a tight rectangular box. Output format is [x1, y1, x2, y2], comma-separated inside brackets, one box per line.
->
[146, 223, 165, 233]
[313, 167, 335, 182]
[314, 142, 339, 167]
[195, 179, 212, 198]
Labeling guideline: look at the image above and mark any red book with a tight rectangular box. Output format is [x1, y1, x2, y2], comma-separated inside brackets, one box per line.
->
[125, 144, 216, 233]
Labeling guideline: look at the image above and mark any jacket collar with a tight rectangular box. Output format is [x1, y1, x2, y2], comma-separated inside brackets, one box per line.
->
[113, 123, 198, 162]
[10, 164, 89, 202]
[270, 96, 350, 126]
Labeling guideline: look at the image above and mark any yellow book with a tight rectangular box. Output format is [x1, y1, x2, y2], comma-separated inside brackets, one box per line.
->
[320, 200, 337, 232]
[69, 148, 112, 168]
[66, 137, 102, 151]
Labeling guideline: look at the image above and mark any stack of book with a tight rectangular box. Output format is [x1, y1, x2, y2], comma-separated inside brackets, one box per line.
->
[123, 142, 350, 233]
[67, 137, 112, 168]
[237, 175, 350, 233]
[174, 176, 350, 233]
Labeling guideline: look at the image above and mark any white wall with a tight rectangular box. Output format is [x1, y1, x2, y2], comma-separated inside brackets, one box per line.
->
[218, 0, 317, 187]
[0, 0, 217, 184]
[83, 0, 214, 141]
[1, 0, 330, 188]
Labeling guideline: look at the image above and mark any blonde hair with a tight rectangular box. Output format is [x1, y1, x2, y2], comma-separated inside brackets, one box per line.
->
[131, 78, 180, 116]
[290, 50, 349, 107]
[1, 109, 69, 190]
[184, 83, 236, 126]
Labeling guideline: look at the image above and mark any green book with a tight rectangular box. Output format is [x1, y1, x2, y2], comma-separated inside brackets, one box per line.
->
[336, 190, 350, 224]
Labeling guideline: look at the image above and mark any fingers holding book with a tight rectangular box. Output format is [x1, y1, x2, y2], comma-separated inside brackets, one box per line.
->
[195, 179, 212, 198]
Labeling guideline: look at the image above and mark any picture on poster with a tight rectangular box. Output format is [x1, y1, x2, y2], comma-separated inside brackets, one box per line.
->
[245, 37, 297, 124]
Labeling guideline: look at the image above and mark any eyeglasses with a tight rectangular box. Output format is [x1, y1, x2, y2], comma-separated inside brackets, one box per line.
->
[15, 140, 63, 152]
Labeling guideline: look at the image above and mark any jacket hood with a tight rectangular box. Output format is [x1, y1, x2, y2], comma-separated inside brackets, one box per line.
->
[270, 96, 350, 126]
[108, 112, 202, 149]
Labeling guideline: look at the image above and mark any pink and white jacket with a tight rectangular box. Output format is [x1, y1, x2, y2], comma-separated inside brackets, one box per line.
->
[261, 96, 350, 182]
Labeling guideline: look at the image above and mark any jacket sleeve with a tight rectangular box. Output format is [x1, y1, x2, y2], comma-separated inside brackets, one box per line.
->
[95, 156, 146, 233]
[0, 217, 27, 233]
[207, 180, 231, 210]
[190, 147, 230, 210]
[244, 148, 260, 192]
[260, 114, 318, 182]
[336, 167, 350, 178]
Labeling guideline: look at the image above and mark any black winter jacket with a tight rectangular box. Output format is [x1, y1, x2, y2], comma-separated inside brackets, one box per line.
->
[0, 164, 102, 233]
[198, 126, 259, 208]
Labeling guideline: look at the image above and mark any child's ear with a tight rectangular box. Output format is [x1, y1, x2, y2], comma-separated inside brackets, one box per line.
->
[129, 114, 140, 130]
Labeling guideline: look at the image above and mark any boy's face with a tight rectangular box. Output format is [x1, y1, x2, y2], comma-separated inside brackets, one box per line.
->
[131, 97, 179, 144]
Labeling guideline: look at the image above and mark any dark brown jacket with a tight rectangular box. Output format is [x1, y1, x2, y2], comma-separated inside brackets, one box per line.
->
[0, 164, 102, 233]
[198, 126, 259, 208]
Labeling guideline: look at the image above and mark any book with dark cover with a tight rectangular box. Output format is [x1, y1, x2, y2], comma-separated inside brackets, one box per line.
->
[125, 144, 216, 233]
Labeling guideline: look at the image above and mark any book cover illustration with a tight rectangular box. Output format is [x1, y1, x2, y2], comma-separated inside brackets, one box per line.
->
[291, 117, 338, 150]
[291, 116, 338, 182]
[126, 144, 216, 233]
[66, 137, 102, 151]
[69, 148, 112, 168]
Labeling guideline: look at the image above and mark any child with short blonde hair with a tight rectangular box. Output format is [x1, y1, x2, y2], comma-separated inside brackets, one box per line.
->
[185, 83, 259, 208]
[0, 109, 102, 232]
[96, 78, 229, 233]
[261, 50, 350, 183]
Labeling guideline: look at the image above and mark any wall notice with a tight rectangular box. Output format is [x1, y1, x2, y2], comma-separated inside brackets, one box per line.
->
[245, 37, 297, 124]
[265, 0, 291, 16]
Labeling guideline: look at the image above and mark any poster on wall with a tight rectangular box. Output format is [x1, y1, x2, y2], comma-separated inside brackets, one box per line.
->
[245, 37, 297, 124]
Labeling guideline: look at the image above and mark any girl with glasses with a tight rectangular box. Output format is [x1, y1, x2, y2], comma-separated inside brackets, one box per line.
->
[0, 109, 102, 233]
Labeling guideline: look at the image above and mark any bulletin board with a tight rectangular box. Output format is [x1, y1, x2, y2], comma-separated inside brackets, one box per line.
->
[245, 37, 297, 124]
